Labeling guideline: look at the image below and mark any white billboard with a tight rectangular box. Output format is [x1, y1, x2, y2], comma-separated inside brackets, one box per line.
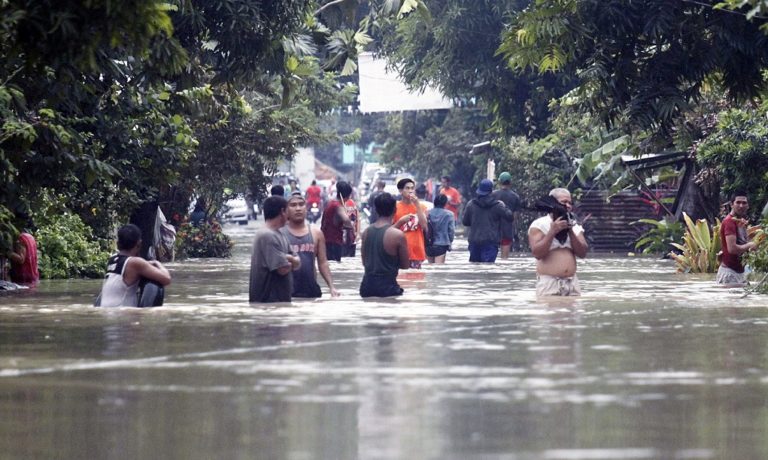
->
[357, 52, 453, 113]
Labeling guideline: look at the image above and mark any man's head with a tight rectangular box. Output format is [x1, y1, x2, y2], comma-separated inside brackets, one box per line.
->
[270, 184, 284, 196]
[285, 192, 306, 223]
[441, 176, 451, 188]
[374, 192, 397, 218]
[311, 179, 317, 186]
[730, 190, 749, 217]
[415, 183, 428, 200]
[336, 181, 352, 201]
[498, 171, 512, 186]
[397, 178, 416, 201]
[476, 179, 494, 197]
[434, 194, 448, 209]
[263, 195, 288, 222]
[117, 224, 142, 252]
[549, 187, 573, 212]
[375, 180, 385, 191]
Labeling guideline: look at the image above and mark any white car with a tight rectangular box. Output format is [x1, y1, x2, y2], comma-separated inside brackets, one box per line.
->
[222, 198, 250, 225]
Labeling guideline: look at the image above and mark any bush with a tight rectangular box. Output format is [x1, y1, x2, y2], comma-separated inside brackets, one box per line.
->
[34, 192, 112, 279]
[634, 217, 685, 255]
[668, 213, 721, 273]
[175, 221, 233, 259]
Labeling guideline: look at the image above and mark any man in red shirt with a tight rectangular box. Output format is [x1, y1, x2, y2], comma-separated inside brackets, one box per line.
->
[440, 175, 462, 222]
[305, 180, 323, 208]
[717, 191, 757, 286]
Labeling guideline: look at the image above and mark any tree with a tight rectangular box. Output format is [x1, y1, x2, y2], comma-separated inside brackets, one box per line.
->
[498, 0, 768, 132]
[370, 0, 573, 138]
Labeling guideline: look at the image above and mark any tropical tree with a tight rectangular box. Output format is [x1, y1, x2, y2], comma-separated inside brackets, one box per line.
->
[498, 0, 768, 132]
[371, 0, 573, 137]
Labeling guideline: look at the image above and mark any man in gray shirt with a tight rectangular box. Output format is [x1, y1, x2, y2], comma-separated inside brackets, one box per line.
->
[249, 196, 300, 303]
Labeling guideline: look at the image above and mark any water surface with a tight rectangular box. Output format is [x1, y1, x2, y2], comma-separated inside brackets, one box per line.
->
[2, 221, 768, 459]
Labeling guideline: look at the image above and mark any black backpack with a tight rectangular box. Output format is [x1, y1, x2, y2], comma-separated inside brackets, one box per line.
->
[424, 215, 435, 247]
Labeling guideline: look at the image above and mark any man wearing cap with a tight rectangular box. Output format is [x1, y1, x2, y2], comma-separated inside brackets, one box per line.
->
[462, 179, 514, 263]
[440, 176, 462, 222]
[280, 193, 340, 298]
[491, 172, 523, 259]
[528, 187, 588, 296]
[393, 177, 428, 268]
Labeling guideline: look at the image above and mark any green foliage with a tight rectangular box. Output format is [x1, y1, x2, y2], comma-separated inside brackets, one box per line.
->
[745, 219, 768, 293]
[175, 221, 233, 259]
[499, 0, 768, 132]
[372, 0, 573, 137]
[377, 110, 485, 196]
[34, 191, 112, 279]
[669, 213, 722, 273]
[695, 103, 768, 221]
[633, 217, 685, 255]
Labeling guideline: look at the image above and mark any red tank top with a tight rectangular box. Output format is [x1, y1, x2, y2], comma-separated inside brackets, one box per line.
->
[321, 200, 345, 244]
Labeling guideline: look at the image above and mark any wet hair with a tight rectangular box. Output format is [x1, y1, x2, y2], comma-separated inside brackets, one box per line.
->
[311, 180, 317, 186]
[336, 181, 352, 200]
[117, 224, 142, 250]
[270, 185, 284, 196]
[263, 196, 287, 220]
[731, 190, 748, 202]
[415, 184, 427, 199]
[374, 192, 397, 218]
[434, 194, 448, 208]
[441, 175, 451, 182]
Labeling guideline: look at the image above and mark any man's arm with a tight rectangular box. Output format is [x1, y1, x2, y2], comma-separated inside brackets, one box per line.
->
[725, 234, 757, 256]
[461, 202, 472, 226]
[360, 227, 368, 266]
[415, 202, 427, 229]
[313, 228, 339, 297]
[129, 258, 172, 286]
[7, 242, 26, 265]
[336, 204, 353, 228]
[396, 231, 410, 269]
[570, 228, 588, 258]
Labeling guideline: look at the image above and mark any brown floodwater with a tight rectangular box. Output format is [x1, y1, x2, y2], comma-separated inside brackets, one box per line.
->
[1, 220, 768, 459]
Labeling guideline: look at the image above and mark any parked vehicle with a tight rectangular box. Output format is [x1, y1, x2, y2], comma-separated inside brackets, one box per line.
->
[222, 198, 250, 225]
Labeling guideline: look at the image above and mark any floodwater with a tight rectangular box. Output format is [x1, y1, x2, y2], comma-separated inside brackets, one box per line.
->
[2, 221, 768, 460]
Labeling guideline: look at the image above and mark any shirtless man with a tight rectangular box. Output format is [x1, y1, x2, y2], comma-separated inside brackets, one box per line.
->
[281, 193, 340, 297]
[98, 223, 172, 307]
[359, 192, 410, 297]
[528, 188, 588, 296]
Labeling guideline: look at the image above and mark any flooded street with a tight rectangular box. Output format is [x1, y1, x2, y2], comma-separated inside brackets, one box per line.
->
[3, 221, 768, 459]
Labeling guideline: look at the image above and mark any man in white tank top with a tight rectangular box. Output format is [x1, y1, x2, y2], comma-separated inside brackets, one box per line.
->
[99, 224, 172, 307]
[528, 188, 588, 296]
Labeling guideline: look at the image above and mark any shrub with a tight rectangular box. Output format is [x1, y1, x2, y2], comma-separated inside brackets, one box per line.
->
[175, 221, 233, 259]
[34, 193, 112, 279]
[668, 213, 721, 273]
[633, 217, 685, 255]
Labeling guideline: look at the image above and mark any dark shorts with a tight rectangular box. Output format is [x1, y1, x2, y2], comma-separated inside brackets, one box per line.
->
[426, 245, 449, 258]
[326, 242, 343, 262]
[293, 281, 322, 298]
[343, 243, 357, 258]
[468, 242, 499, 263]
[359, 274, 403, 298]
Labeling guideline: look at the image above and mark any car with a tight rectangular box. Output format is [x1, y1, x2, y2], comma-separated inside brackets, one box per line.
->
[222, 198, 250, 225]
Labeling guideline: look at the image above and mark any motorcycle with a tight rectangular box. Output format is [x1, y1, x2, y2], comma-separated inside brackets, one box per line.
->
[307, 202, 322, 223]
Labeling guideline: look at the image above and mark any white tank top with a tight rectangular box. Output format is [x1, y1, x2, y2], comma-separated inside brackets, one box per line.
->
[99, 254, 139, 307]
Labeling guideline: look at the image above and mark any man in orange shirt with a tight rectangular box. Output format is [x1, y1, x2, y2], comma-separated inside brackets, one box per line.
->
[393, 177, 428, 268]
[440, 175, 462, 222]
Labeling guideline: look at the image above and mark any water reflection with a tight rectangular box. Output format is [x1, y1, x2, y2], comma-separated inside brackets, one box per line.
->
[1, 220, 768, 458]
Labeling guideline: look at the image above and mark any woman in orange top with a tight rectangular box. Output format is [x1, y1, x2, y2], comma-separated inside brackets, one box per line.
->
[393, 178, 428, 268]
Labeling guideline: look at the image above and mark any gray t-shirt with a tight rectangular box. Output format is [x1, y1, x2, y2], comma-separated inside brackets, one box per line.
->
[249, 228, 293, 303]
